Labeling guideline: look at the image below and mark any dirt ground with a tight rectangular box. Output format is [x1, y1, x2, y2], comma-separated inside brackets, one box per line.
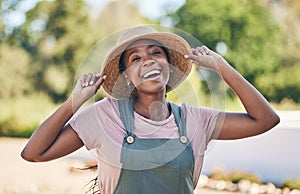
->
[0, 137, 239, 194]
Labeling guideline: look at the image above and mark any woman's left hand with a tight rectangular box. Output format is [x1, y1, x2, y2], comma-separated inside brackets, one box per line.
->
[185, 46, 224, 72]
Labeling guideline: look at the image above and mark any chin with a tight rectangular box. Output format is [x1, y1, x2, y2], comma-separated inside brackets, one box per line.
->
[137, 83, 167, 94]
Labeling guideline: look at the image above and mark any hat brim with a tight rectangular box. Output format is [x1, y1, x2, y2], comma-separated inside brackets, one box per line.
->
[101, 32, 193, 99]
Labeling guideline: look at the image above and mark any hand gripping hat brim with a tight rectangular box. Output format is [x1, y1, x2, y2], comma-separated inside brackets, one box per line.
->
[101, 25, 193, 99]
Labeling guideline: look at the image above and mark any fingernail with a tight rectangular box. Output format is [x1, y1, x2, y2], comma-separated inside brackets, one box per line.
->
[184, 54, 189, 58]
[103, 75, 107, 80]
[89, 81, 94, 85]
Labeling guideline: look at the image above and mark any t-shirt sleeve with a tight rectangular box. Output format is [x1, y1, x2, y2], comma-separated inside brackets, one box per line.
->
[203, 107, 222, 144]
[182, 103, 222, 153]
[69, 104, 100, 150]
[69, 97, 116, 150]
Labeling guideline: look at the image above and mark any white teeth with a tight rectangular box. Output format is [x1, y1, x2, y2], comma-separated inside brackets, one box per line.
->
[142, 70, 160, 78]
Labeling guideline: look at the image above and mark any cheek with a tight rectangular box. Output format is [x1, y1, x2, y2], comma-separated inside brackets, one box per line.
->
[126, 65, 140, 82]
[159, 59, 170, 75]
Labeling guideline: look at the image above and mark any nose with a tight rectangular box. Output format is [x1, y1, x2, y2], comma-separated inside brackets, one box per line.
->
[142, 55, 155, 67]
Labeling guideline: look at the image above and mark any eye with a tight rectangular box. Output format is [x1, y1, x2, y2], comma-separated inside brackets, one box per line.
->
[151, 50, 162, 56]
[152, 51, 161, 55]
[132, 56, 141, 62]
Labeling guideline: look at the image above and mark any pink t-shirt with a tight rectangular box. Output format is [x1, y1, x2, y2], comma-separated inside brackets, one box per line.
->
[69, 97, 220, 194]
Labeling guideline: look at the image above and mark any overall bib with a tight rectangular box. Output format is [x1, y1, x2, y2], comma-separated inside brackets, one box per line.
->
[113, 99, 195, 194]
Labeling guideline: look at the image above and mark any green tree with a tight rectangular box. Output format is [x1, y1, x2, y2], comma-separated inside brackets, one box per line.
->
[170, 0, 282, 96]
[257, 0, 300, 103]
[1, 0, 151, 103]
[0, 44, 32, 98]
[2, 0, 95, 102]
[95, 0, 150, 37]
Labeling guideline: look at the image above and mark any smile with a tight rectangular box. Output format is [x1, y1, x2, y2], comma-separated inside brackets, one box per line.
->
[142, 69, 161, 79]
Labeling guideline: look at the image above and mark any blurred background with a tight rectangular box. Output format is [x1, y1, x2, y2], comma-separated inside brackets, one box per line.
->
[0, 0, 299, 193]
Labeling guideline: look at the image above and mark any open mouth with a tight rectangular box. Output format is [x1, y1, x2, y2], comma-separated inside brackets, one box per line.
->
[142, 69, 161, 79]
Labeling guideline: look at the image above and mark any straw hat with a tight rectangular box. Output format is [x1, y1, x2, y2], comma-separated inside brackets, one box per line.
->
[101, 25, 193, 99]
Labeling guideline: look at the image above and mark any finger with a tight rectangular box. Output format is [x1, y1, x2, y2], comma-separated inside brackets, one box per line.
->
[94, 74, 107, 91]
[185, 53, 211, 65]
[80, 74, 88, 87]
[192, 48, 200, 56]
[184, 54, 198, 66]
[186, 54, 201, 63]
[202, 46, 210, 55]
[89, 72, 100, 86]
[195, 46, 208, 55]
[85, 73, 93, 87]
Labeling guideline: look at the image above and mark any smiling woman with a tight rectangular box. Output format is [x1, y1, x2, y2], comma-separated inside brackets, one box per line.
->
[21, 25, 279, 194]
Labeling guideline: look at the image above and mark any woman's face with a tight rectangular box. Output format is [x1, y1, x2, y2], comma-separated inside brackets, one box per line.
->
[123, 39, 170, 95]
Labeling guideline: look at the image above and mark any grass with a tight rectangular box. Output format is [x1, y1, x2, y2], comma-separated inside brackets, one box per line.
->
[282, 179, 300, 190]
[210, 169, 261, 184]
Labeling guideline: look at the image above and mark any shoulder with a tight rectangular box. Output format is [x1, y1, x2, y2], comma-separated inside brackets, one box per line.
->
[179, 102, 222, 146]
[180, 102, 221, 133]
[72, 97, 119, 120]
[88, 97, 118, 111]
[93, 97, 118, 108]
[180, 102, 221, 119]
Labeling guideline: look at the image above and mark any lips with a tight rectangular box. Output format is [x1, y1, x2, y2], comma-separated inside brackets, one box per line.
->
[141, 69, 161, 79]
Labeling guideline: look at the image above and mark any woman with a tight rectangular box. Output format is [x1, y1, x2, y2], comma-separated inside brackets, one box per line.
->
[21, 26, 280, 194]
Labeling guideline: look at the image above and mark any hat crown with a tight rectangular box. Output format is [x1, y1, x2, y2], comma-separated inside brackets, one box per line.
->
[117, 26, 157, 44]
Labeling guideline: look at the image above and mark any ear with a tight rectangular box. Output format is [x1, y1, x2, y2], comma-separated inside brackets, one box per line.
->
[123, 72, 131, 81]
[123, 72, 133, 87]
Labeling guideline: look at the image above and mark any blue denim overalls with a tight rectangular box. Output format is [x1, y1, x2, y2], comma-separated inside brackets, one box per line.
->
[114, 99, 195, 194]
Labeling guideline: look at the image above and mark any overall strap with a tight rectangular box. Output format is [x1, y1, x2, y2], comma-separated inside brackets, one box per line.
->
[117, 99, 135, 137]
[118, 100, 187, 139]
[169, 103, 187, 137]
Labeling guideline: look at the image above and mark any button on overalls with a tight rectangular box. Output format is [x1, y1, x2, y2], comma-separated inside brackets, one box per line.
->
[114, 99, 195, 194]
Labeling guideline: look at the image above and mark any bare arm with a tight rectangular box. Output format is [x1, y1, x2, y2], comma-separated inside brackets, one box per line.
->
[21, 73, 106, 162]
[186, 46, 280, 140]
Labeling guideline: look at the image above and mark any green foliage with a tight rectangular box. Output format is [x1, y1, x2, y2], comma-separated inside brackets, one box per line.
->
[0, 93, 57, 137]
[171, 0, 282, 96]
[1, 0, 151, 103]
[281, 179, 300, 190]
[256, 64, 300, 103]
[0, 118, 37, 138]
[210, 169, 261, 184]
[95, 1, 150, 36]
[3, 0, 95, 103]
[228, 171, 261, 184]
[0, 44, 32, 98]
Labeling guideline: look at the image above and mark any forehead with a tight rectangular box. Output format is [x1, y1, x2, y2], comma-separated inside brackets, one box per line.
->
[125, 39, 163, 52]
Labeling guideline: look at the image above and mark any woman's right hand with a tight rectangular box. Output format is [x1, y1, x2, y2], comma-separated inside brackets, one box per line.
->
[70, 73, 107, 109]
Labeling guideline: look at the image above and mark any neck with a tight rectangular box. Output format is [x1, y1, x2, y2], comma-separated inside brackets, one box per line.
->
[134, 92, 170, 121]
